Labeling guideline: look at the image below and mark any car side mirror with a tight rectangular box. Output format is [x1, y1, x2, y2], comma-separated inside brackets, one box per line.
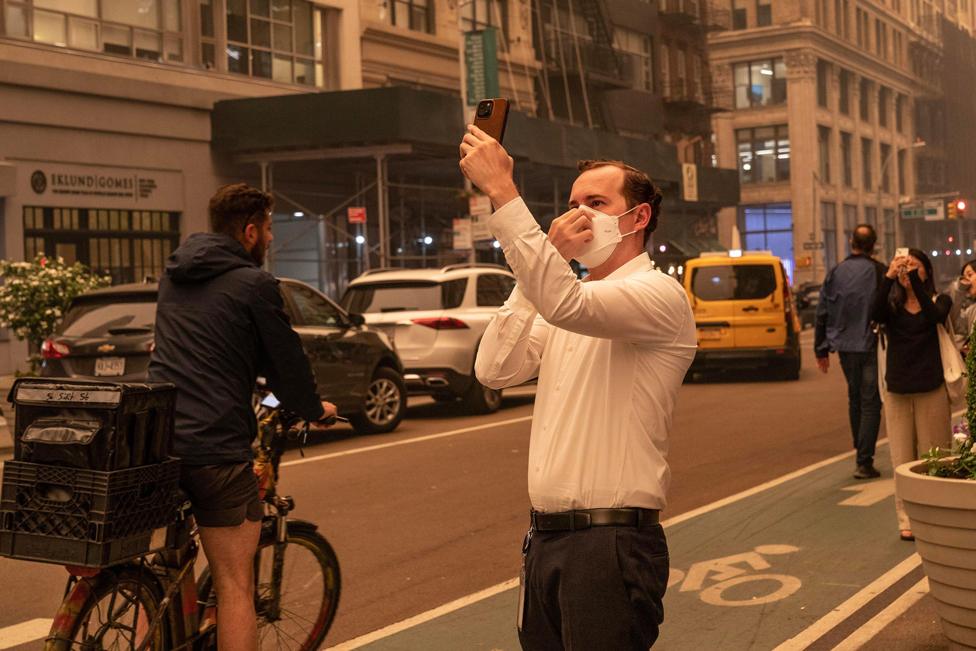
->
[347, 313, 366, 328]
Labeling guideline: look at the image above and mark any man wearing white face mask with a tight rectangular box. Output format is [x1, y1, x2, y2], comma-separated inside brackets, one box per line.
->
[460, 125, 696, 650]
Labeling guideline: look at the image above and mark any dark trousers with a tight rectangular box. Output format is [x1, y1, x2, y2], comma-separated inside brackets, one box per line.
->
[839, 351, 882, 467]
[518, 521, 669, 650]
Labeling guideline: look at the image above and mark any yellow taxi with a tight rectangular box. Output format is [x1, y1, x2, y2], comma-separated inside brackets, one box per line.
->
[683, 250, 802, 380]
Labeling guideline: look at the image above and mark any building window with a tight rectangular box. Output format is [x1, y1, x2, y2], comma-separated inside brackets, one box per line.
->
[732, 0, 747, 29]
[462, 0, 507, 40]
[732, 58, 786, 108]
[225, 0, 320, 86]
[739, 204, 795, 277]
[391, 0, 432, 33]
[897, 148, 906, 194]
[883, 208, 895, 258]
[843, 203, 857, 247]
[862, 137, 873, 190]
[878, 86, 889, 127]
[864, 206, 877, 230]
[880, 143, 892, 193]
[896, 94, 905, 132]
[841, 131, 853, 187]
[818, 125, 832, 183]
[817, 59, 829, 107]
[23, 207, 180, 285]
[3, 0, 184, 63]
[822, 201, 838, 271]
[736, 125, 790, 184]
[842, 0, 850, 38]
[756, 0, 771, 25]
[839, 69, 851, 114]
[859, 78, 871, 121]
[614, 28, 653, 91]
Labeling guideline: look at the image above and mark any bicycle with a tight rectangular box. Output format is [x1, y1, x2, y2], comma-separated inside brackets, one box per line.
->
[42, 391, 341, 650]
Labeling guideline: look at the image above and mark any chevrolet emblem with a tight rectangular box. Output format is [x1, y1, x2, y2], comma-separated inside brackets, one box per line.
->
[97, 344, 116, 353]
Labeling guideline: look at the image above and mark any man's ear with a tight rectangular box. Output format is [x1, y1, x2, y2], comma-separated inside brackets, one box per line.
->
[634, 203, 652, 230]
[242, 222, 259, 247]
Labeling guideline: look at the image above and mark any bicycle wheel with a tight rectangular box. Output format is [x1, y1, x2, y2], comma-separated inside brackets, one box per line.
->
[198, 523, 341, 650]
[47, 565, 167, 651]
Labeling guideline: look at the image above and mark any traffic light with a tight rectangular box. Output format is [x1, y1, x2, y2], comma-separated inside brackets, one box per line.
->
[948, 200, 958, 219]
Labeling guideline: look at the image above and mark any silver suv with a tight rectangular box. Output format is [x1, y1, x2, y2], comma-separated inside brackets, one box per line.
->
[341, 264, 516, 413]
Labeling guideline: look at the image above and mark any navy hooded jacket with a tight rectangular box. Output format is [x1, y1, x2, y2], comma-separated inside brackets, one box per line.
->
[148, 232, 324, 465]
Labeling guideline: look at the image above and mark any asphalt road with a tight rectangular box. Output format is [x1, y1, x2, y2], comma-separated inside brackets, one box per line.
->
[0, 333, 860, 649]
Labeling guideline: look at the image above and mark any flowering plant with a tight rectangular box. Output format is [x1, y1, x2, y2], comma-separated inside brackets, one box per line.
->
[0, 253, 110, 371]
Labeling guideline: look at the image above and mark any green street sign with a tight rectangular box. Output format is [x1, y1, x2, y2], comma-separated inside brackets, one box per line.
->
[464, 28, 499, 107]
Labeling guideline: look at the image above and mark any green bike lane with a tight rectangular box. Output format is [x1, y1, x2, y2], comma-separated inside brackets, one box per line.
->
[332, 442, 924, 651]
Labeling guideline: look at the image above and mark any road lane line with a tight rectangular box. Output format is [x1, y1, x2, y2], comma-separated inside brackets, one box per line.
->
[0, 618, 52, 649]
[830, 577, 930, 651]
[281, 416, 533, 468]
[771, 553, 922, 651]
[325, 578, 519, 651]
[324, 441, 890, 650]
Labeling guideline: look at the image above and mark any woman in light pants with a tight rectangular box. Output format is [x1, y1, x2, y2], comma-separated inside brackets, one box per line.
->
[872, 248, 952, 541]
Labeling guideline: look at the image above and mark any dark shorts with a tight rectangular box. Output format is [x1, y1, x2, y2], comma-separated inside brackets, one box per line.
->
[180, 462, 264, 527]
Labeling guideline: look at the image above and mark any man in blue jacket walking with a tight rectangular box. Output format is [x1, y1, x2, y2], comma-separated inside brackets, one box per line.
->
[815, 224, 887, 479]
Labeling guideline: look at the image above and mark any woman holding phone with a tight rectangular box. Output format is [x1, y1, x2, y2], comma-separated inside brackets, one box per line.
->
[872, 248, 952, 541]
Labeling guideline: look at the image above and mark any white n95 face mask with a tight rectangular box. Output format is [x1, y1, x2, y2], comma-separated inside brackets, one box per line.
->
[574, 205, 639, 269]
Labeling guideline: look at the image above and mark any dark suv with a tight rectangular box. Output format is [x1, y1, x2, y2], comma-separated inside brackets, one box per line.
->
[40, 279, 407, 434]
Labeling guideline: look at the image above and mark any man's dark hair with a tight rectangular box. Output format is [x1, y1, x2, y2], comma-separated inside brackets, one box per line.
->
[577, 159, 663, 245]
[888, 247, 937, 311]
[208, 183, 274, 236]
[851, 224, 877, 253]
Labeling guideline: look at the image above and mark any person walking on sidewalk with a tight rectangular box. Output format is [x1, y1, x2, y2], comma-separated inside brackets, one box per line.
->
[948, 259, 976, 351]
[814, 224, 886, 480]
[459, 125, 696, 650]
[872, 248, 952, 541]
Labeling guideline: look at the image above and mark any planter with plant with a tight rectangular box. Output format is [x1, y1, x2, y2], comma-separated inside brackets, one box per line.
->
[894, 329, 976, 649]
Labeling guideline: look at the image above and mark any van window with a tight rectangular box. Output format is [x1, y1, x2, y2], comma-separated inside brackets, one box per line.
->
[692, 265, 777, 301]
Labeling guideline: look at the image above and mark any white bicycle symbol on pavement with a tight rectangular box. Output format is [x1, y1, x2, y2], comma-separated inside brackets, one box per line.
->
[668, 544, 803, 607]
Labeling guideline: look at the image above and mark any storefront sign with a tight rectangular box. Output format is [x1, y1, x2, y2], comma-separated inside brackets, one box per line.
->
[468, 195, 494, 241]
[347, 206, 367, 224]
[16, 161, 183, 211]
[682, 163, 699, 202]
[464, 29, 500, 107]
[453, 217, 473, 250]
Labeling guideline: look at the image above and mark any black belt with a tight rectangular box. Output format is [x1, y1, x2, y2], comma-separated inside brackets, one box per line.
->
[530, 508, 659, 532]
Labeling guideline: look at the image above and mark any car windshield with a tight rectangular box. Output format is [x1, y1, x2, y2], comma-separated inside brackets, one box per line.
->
[342, 279, 467, 313]
[59, 295, 157, 338]
[692, 265, 777, 301]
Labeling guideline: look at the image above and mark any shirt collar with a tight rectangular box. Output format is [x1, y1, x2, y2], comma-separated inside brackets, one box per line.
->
[602, 252, 654, 281]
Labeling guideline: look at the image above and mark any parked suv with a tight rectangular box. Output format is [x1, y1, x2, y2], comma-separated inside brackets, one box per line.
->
[341, 264, 516, 414]
[40, 279, 407, 434]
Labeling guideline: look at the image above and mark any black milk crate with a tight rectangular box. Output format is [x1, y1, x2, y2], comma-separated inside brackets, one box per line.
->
[10, 378, 176, 470]
[0, 459, 181, 567]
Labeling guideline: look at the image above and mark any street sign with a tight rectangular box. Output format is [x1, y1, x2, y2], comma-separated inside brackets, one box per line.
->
[468, 195, 492, 216]
[923, 199, 945, 221]
[453, 217, 473, 250]
[464, 29, 499, 107]
[471, 215, 493, 241]
[900, 205, 925, 219]
[802, 241, 825, 250]
[682, 163, 699, 202]
[347, 206, 366, 224]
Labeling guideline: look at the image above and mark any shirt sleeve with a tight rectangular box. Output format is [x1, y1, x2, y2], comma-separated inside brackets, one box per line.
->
[249, 274, 326, 422]
[486, 197, 693, 346]
[814, 276, 830, 358]
[474, 286, 552, 389]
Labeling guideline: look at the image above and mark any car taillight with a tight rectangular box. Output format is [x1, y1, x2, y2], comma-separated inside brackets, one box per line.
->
[41, 339, 70, 359]
[411, 317, 470, 330]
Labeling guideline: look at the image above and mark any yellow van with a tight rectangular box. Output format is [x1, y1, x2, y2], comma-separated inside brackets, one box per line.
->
[683, 251, 802, 380]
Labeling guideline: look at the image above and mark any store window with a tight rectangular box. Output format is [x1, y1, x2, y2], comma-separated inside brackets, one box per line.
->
[3, 0, 184, 63]
[736, 125, 790, 184]
[225, 0, 320, 86]
[732, 57, 786, 108]
[614, 28, 653, 91]
[462, 0, 507, 41]
[23, 206, 180, 285]
[738, 203, 794, 277]
[391, 0, 433, 34]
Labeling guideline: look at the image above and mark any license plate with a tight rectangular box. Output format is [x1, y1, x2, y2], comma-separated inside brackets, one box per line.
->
[698, 329, 723, 341]
[95, 357, 125, 377]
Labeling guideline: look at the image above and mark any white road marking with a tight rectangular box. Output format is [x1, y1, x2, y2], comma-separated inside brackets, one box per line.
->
[325, 579, 519, 651]
[838, 479, 895, 507]
[830, 577, 930, 650]
[771, 553, 922, 651]
[0, 618, 52, 649]
[281, 415, 533, 468]
[324, 442, 889, 650]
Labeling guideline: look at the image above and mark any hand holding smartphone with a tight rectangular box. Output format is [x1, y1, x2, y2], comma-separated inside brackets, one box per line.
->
[472, 98, 510, 143]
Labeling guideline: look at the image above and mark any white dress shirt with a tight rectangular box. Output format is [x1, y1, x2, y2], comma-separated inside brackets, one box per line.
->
[475, 197, 697, 512]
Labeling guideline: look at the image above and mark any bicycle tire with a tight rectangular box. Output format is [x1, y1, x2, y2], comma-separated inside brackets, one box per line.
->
[198, 523, 341, 650]
[46, 565, 168, 651]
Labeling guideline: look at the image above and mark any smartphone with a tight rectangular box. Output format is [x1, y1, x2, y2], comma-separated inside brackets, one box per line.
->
[473, 98, 510, 143]
[895, 247, 909, 258]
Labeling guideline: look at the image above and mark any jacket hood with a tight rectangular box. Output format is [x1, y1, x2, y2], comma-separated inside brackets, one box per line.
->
[166, 233, 256, 283]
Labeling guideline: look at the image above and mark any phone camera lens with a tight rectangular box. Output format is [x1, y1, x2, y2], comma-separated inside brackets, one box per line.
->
[476, 101, 493, 118]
